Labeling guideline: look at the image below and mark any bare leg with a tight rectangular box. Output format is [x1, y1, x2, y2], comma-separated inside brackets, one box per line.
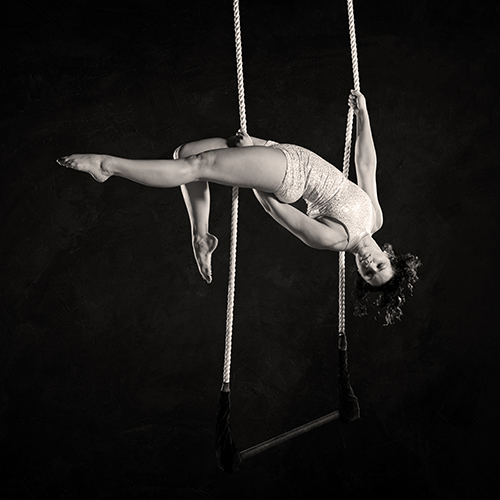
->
[57, 144, 286, 280]
[175, 141, 226, 284]
[57, 154, 111, 182]
[179, 175, 218, 284]
[175, 139, 230, 241]
[57, 145, 286, 191]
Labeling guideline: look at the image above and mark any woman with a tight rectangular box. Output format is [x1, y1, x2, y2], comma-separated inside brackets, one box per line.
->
[57, 91, 420, 324]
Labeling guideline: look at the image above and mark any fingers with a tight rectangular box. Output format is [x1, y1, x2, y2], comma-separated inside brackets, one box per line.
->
[349, 90, 362, 101]
[348, 89, 366, 113]
[348, 94, 358, 109]
[349, 89, 364, 102]
[235, 129, 252, 147]
[236, 128, 249, 138]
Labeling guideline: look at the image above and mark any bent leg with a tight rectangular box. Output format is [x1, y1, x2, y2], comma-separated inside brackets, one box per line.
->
[176, 141, 226, 284]
[176, 138, 230, 237]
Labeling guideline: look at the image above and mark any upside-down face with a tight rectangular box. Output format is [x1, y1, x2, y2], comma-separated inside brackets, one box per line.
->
[355, 248, 394, 287]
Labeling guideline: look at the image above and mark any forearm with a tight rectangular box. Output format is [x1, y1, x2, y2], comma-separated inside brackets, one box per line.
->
[253, 189, 275, 212]
[263, 202, 315, 247]
[354, 110, 377, 169]
[253, 190, 337, 249]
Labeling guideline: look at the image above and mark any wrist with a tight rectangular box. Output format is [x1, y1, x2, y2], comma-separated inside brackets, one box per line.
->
[356, 109, 370, 128]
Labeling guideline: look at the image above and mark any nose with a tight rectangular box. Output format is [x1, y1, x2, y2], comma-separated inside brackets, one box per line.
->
[362, 259, 377, 272]
[366, 262, 377, 271]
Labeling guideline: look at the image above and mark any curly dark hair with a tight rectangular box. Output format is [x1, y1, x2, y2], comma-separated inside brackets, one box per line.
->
[352, 243, 422, 325]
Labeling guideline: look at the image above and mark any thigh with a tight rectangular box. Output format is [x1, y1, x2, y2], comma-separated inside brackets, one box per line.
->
[179, 138, 229, 157]
[199, 146, 287, 193]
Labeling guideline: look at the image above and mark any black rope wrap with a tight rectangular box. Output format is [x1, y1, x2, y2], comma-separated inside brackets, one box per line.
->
[338, 335, 360, 423]
[215, 385, 242, 473]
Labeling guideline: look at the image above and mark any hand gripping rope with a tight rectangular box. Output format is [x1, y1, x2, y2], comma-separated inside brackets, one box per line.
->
[215, 0, 360, 474]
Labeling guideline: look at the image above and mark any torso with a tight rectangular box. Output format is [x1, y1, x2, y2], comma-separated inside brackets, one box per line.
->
[265, 141, 375, 251]
[315, 213, 376, 252]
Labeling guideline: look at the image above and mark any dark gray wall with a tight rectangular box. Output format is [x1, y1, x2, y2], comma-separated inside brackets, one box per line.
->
[1, 1, 498, 498]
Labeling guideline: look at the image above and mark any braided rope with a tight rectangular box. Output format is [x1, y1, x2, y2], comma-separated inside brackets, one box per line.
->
[339, 0, 359, 350]
[347, 0, 360, 94]
[233, 0, 247, 133]
[223, 0, 247, 385]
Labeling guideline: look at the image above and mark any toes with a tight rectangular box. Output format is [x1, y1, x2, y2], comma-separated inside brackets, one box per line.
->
[197, 262, 211, 284]
[201, 259, 213, 284]
[199, 258, 213, 284]
[57, 156, 75, 169]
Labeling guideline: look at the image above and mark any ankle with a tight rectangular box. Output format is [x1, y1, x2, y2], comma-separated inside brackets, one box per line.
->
[193, 231, 210, 244]
[193, 233, 218, 251]
[101, 155, 114, 176]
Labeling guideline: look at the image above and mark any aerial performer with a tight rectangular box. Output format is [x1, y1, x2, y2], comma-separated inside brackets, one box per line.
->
[57, 90, 420, 324]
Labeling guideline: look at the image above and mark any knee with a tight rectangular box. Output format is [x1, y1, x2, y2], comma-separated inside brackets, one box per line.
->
[176, 143, 191, 159]
[185, 151, 215, 180]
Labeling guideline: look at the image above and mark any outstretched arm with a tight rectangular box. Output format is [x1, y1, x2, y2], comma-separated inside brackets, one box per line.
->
[253, 190, 347, 251]
[349, 90, 383, 231]
[350, 90, 377, 170]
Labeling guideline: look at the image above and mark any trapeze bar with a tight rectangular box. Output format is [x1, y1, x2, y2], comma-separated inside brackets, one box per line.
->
[240, 410, 340, 460]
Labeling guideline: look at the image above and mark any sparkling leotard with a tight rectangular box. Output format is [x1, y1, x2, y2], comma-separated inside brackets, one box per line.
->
[265, 141, 374, 250]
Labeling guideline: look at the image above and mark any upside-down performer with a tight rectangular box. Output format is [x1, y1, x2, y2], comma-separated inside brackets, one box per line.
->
[57, 90, 420, 324]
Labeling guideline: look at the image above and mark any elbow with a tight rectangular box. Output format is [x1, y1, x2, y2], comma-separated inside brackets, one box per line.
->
[252, 190, 273, 213]
[260, 201, 273, 214]
[356, 159, 377, 172]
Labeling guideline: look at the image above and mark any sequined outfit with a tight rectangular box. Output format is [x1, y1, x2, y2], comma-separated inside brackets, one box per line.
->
[265, 140, 374, 250]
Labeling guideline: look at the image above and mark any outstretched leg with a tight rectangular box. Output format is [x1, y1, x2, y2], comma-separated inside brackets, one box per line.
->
[58, 144, 286, 191]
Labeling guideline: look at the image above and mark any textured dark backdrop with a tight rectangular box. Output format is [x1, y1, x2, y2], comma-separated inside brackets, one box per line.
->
[1, 1, 499, 498]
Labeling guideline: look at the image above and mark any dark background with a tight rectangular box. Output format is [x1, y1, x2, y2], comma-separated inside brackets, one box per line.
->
[1, 0, 499, 498]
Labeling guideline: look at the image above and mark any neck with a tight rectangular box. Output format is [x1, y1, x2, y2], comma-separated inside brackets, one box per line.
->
[351, 233, 379, 256]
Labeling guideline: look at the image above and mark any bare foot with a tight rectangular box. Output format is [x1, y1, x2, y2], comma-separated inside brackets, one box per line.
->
[57, 154, 111, 183]
[193, 233, 218, 283]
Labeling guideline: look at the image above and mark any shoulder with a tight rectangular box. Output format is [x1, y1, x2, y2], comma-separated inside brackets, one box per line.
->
[314, 216, 350, 251]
